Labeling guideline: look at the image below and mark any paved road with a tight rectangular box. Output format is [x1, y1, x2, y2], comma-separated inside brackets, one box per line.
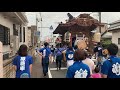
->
[31, 54, 49, 78]
[49, 61, 67, 78]
[30, 53, 97, 78]
[29, 48, 67, 78]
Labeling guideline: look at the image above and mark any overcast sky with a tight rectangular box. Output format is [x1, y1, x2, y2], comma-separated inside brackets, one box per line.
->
[25, 12, 120, 41]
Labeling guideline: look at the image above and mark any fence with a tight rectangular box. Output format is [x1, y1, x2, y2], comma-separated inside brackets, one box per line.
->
[3, 58, 15, 78]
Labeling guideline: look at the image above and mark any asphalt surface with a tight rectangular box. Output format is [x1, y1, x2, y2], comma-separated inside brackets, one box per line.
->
[30, 48, 97, 78]
[49, 61, 67, 78]
[31, 54, 49, 78]
[31, 53, 67, 78]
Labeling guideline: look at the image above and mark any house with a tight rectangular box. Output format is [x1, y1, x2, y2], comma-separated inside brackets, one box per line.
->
[28, 25, 38, 47]
[108, 20, 120, 56]
[0, 12, 29, 78]
[0, 12, 28, 59]
[27, 26, 32, 47]
[101, 30, 112, 40]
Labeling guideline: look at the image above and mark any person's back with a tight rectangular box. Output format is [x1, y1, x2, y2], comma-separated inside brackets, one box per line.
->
[66, 61, 90, 78]
[82, 52, 95, 74]
[40, 47, 51, 57]
[38, 42, 51, 76]
[66, 49, 74, 61]
[54, 44, 64, 70]
[13, 55, 33, 78]
[66, 47, 74, 68]
[13, 44, 33, 78]
[82, 58, 95, 74]
[101, 43, 120, 78]
[66, 49, 90, 78]
[101, 56, 120, 78]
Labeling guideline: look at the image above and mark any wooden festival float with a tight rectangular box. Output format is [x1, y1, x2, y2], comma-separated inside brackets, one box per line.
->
[53, 13, 100, 54]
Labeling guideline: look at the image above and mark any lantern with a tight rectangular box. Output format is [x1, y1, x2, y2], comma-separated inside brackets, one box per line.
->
[64, 31, 71, 42]
[93, 32, 101, 42]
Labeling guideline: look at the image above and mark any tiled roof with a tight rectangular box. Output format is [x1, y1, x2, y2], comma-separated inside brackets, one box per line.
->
[109, 20, 120, 25]
[53, 14, 100, 34]
[60, 14, 99, 27]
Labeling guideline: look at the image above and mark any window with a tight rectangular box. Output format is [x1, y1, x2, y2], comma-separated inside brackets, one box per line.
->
[118, 38, 120, 45]
[4, 27, 10, 45]
[0, 25, 4, 43]
[23, 27, 25, 42]
[13, 24, 18, 36]
[20, 25, 22, 42]
[0, 24, 10, 45]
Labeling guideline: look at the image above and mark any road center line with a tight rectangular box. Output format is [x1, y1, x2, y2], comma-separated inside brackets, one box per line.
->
[50, 67, 67, 71]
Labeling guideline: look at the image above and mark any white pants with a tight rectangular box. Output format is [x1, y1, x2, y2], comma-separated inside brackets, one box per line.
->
[67, 60, 74, 68]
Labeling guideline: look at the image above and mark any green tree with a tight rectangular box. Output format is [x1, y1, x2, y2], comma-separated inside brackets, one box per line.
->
[102, 39, 112, 49]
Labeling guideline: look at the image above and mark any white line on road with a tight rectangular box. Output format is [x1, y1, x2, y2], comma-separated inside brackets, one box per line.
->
[50, 67, 67, 71]
[48, 67, 52, 78]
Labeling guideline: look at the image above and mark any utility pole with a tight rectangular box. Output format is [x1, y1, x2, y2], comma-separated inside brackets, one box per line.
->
[39, 12, 42, 42]
[98, 12, 101, 33]
[36, 13, 38, 31]
[36, 13, 39, 46]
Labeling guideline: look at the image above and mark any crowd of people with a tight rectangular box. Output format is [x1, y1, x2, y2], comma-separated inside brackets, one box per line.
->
[12, 41, 120, 78]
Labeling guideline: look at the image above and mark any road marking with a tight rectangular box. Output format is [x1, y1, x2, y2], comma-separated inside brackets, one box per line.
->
[50, 67, 67, 71]
[48, 67, 52, 78]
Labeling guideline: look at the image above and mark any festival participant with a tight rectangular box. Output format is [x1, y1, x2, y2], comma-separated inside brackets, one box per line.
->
[13, 44, 33, 78]
[66, 49, 90, 78]
[101, 43, 120, 78]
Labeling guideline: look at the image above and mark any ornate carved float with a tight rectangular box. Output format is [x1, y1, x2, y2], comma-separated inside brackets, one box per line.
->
[53, 13, 100, 54]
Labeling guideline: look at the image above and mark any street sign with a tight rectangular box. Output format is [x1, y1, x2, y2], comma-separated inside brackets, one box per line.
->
[50, 25, 53, 30]
[34, 31, 40, 36]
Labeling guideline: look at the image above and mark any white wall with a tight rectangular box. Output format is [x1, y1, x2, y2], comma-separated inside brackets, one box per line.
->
[112, 30, 120, 48]
[0, 13, 28, 55]
[19, 26, 29, 47]
[0, 42, 3, 78]
[27, 28, 32, 47]
[0, 13, 13, 53]
[25, 26, 29, 47]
